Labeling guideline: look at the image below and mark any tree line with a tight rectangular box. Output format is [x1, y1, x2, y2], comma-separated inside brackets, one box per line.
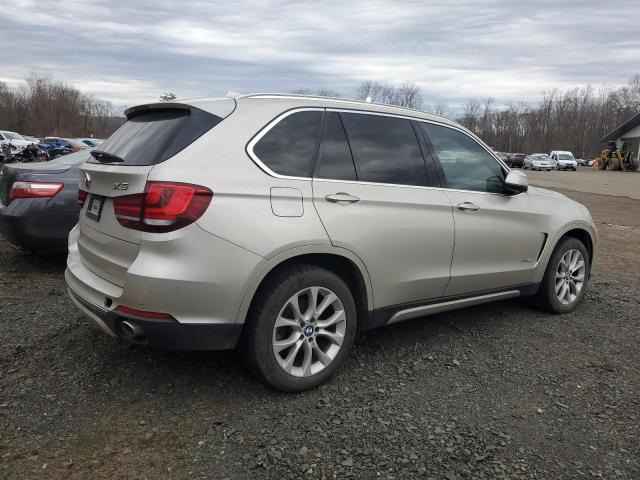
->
[2, 72, 638, 158]
[297, 75, 640, 159]
[0, 73, 123, 139]
[457, 76, 640, 158]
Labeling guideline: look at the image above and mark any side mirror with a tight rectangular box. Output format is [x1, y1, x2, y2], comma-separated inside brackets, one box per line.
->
[505, 170, 528, 194]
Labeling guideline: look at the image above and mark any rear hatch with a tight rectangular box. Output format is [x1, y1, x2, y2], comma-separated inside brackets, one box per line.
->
[76, 100, 233, 287]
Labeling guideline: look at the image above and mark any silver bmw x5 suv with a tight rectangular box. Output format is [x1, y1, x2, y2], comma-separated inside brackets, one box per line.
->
[66, 94, 597, 391]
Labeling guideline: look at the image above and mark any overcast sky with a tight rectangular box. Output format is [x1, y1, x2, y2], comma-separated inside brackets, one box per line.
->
[1, 0, 639, 109]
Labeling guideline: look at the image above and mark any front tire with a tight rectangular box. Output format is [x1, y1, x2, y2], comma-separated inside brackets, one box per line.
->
[533, 237, 590, 313]
[241, 264, 357, 392]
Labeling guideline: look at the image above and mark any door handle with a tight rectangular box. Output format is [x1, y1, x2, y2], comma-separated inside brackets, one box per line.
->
[457, 201, 480, 212]
[325, 193, 360, 204]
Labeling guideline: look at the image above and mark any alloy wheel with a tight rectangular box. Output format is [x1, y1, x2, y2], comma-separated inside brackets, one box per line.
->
[555, 249, 586, 305]
[272, 287, 346, 377]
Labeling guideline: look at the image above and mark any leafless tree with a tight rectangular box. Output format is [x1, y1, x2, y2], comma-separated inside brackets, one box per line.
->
[394, 82, 423, 109]
[291, 88, 340, 98]
[355, 80, 423, 109]
[430, 102, 449, 116]
[457, 74, 640, 158]
[0, 73, 123, 138]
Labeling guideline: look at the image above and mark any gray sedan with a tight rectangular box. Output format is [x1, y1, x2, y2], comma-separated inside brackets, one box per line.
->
[0, 150, 91, 253]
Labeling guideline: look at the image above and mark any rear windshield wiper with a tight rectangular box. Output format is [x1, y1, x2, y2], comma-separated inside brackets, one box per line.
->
[91, 150, 124, 163]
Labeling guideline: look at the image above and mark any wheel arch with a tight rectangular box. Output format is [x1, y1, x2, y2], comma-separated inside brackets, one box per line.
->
[541, 223, 597, 278]
[560, 228, 594, 266]
[235, 246, 374, 327]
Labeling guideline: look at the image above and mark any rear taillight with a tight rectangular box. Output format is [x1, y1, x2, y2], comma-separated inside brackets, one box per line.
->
[9, 181, 63, 201]
[78, 189, 88, 207]
[113, 181, 212, 233]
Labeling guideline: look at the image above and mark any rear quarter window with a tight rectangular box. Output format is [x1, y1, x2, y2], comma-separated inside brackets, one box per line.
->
[252, 110, 323, 177]
[90, 107, 222, 166]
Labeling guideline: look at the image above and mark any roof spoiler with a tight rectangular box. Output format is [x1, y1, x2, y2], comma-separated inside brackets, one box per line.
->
[124, 102, 192, 120]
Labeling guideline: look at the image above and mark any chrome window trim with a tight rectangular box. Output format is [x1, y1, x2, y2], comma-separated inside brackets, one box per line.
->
[312, 176, 526, 198]
[246, 107, 325, 181]
[246, 107, 515, 196]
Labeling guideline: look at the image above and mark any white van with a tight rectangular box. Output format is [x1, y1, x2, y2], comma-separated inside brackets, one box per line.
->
[549, 151, 578, 171]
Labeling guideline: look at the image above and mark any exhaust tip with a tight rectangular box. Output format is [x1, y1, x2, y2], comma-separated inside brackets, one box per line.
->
[120, 320, 143, 340]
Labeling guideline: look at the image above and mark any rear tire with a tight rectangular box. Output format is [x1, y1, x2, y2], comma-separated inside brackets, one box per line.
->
[241, 264, 357, 392]
[533, 237, 590, 314]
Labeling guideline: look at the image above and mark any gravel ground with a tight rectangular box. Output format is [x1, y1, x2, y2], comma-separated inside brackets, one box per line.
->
[1, 187, 639, 479]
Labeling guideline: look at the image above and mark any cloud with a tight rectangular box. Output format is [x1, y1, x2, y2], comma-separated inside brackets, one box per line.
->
[0, 0, 638, 109]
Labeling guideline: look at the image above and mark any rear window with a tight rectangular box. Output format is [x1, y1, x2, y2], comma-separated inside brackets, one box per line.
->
[90, 107, 222, 166]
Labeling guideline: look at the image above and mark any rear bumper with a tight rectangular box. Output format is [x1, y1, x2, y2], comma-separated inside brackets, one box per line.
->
[65, 222, 265, 350]
[68, 285, 242, 350]
[0, 199, 77, 253]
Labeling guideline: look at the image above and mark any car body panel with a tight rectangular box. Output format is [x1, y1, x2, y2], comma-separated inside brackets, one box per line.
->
[313, 178, 454, 307]
[442, 190, 548, 295]
[234, 244, 375, 325]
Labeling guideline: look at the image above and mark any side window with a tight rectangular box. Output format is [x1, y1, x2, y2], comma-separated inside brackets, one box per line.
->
[253, 111, 322, 177]
[316, 112, 357, 181]
[420, 123, 506, 193]
[341, 113, 428, 186]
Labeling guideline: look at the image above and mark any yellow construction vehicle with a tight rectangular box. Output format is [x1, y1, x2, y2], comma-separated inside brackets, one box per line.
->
[593, 142, 634, 171]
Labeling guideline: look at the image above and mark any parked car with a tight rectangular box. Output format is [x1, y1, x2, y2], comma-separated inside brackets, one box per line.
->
[494, 151, 510, 162]
[524, 154, 552, 171]
[0, 150, 90, 253]
[549, 151, 578, 171]
[506, 153, 526, 168]
[42, 137, 90, 153]
[66, 95, 597, 392]
[78, 138, 104, 147]
[0, 130, 32, 149]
